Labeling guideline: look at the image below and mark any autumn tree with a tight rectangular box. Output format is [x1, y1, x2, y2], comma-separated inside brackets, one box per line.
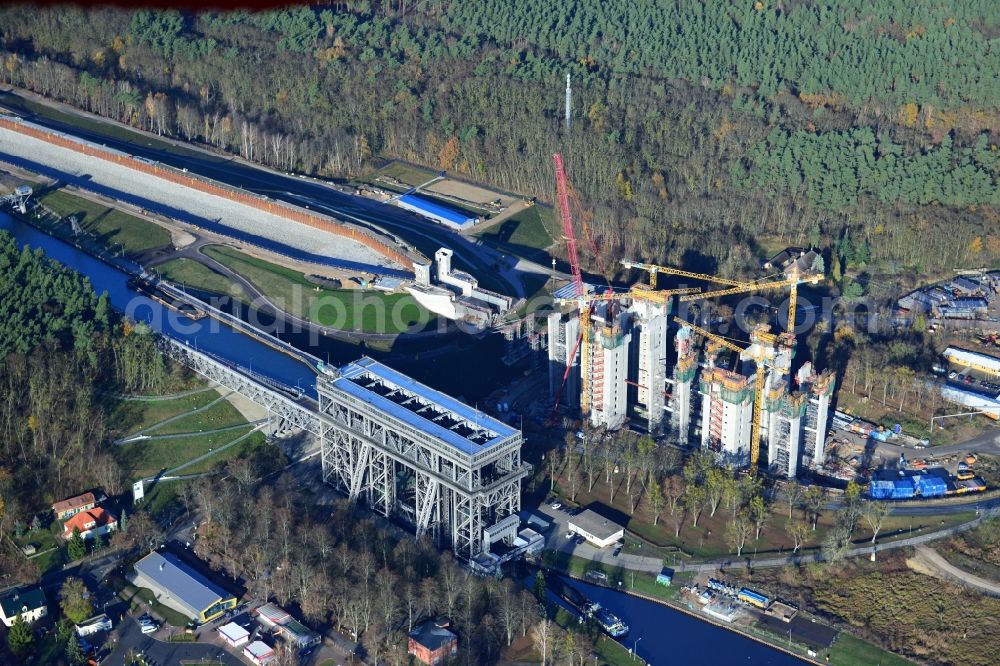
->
[726, 512, 753, 557]
[749, 495, 769, 540]
[786, 520, 809, 553]
[60, 577, 93, 624]
[862, 500, 892, 544]
[802, 486, 826, 530]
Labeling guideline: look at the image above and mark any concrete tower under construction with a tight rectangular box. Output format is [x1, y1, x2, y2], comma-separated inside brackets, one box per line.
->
[547, 311, 581, 410]
[699, 366, 755, 468]
[585, 302, 632, 429]
[628, 291, 670, 432]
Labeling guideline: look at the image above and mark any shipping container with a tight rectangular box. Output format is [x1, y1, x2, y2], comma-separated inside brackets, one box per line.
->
[737, 588, 770, 609]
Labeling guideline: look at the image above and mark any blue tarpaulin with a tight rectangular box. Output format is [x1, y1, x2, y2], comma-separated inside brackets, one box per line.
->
[397, 194, 477, 229]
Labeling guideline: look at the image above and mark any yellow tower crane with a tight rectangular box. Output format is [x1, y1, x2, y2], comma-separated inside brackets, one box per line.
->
[677, 267, 822, 336]
[620, 259, 750, 289]
[673, 316, 778, 474]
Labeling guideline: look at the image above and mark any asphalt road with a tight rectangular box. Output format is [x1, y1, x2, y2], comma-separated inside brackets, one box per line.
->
[103, 613, 243, 666]
[0, 89, 558, 298]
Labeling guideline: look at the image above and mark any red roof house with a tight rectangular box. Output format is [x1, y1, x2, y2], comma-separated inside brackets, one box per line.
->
[62, 507, 117, 540]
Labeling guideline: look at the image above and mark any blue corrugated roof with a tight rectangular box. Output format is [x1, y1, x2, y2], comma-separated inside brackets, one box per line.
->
[398, 194, 475, 226]
[134, 552, 232, 615]
[333, 357, 517, 455]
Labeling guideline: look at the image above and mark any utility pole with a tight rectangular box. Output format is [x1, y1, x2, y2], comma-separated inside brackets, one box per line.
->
[565, 72, 572, 131]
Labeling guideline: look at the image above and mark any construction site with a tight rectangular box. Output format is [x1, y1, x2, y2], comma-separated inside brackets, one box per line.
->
[546, 154, 833, 478]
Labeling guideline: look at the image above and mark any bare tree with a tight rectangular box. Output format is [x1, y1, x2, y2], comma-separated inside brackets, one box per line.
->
[862, 500, 892, 543]
[726, 512, 753, 557]
[785, 520, 808, 553]
[784, 481, 804, 519]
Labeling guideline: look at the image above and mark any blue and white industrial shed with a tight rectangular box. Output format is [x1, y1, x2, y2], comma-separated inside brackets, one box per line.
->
[396, 194, 478, 231]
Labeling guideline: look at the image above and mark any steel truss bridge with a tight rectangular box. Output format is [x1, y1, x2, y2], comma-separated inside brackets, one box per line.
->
[159, 337, 319, 436]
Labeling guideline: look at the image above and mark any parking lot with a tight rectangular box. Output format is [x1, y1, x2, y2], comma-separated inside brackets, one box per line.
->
[534, 503, 662, 574]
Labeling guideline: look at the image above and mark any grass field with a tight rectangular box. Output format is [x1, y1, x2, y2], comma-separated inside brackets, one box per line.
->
[175, 430, 268, 475]
[156, 258, 242, 298]
[107, 388, 221, 437]
[114, 578, 191, 627]
[475, 204, 555, 251]
[373, 161, 437, 187]
[39, 189, 171, 254]
[116, 425, 256, 479]
[827, 632, 916, 666]
[203, 245, 432, 333]
[147, 396, 249, 436]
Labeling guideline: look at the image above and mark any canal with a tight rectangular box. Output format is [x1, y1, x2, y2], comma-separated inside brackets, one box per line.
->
[569, 576, 805, 665]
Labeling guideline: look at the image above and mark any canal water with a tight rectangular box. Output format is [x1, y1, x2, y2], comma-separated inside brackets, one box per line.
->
[569, 576, 805, 665]
[0, 210, 319, 388]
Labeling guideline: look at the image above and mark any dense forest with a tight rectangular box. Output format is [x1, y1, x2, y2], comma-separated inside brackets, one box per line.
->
[0, 3, 998, 276]
[0, 231, 178, 572]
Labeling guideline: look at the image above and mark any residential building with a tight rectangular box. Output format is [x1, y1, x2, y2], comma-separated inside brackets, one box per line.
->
[62, 507, 117, 540]
[52, 492, 96, 520]
[0, 586, 47, 627]
[132, 551, 237, 623]
[567, 509, 625, 548]
[409, 619, 458, 666]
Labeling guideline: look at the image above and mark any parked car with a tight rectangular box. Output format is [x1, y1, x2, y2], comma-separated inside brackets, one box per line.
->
[139, 623, 157, 635]
[565, 531, 574, 539]
[550, 502, 563, 511]
[612, 546, 622, 557]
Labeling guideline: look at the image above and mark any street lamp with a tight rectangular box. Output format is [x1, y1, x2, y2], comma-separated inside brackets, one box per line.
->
[632, 637, 642, 661]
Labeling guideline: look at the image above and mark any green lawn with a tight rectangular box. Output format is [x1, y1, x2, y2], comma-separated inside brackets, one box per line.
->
[39, 189, 171, 254]
[116, 425, 256, 479]
[374, 161, 438, 187]
[203, 245, 432, 333]
[12, 524, 65, 575]
[475, 204, 555, 251]
[119, 582, 191, 627]
[156, 258, 241, 297]
[139, 479, 190, 519]
[827, 632, 916, 666]
[175, 430, 268, 475]
[108, 389, 220, 437]
[147, 397, 249, 436]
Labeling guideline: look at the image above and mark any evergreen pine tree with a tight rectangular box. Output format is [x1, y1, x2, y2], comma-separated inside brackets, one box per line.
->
[68, 526, 87, 560]
[66, 634, 86, 666]
[7, 614, 33, 656]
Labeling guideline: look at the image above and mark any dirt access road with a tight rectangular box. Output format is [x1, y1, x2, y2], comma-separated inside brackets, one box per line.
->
[909, 545, 1000, 596]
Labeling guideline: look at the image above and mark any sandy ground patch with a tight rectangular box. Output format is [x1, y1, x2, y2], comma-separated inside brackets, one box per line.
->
[425, 178, 520, 207]
[218, 387, 269, 422]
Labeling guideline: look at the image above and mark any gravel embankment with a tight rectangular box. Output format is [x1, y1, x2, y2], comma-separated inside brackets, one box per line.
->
[0, 125, 396, 268]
